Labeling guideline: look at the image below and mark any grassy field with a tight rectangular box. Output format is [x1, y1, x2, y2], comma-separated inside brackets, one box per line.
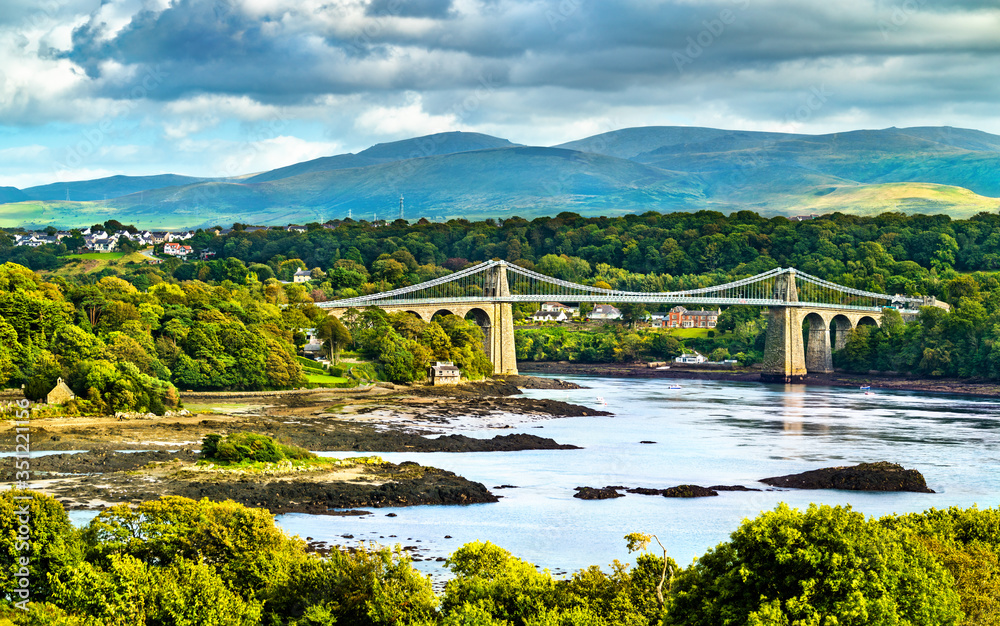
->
[44, 251, 150, 278]
[305, 374, 350, 384]
[70, 252, 127, 260]
[775, 182, 1000, 218]
[665, 328, 719, 339]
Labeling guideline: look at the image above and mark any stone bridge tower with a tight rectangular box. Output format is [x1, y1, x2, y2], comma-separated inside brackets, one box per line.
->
[761, 270, 808, 383]
[484, 261, 518, 375]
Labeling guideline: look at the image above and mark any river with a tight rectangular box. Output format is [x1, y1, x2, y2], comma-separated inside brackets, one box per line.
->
[70, 376, 1000, 578]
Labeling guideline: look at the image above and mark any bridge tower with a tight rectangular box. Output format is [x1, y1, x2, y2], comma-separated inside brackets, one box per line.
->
[484, 260, 518, 375]
[761, 269, 807, 383]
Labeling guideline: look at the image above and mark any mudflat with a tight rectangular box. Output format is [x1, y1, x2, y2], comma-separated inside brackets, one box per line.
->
[2, 376, 601, 514]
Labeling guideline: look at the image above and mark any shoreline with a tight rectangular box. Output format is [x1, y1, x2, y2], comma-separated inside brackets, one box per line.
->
[0, 376, 601, 515]
[516, 361, 1000, 398]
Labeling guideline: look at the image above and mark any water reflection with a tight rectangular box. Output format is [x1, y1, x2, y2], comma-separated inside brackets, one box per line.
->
[781, 385, 807, 434]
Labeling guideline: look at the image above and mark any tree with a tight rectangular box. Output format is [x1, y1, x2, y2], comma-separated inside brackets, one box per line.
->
[315, 316, 352, 364]
[1, 490, 82, 604]
[666, 503, 962, 626]
[625, 533, 677, 611]
[715, 305, 760, 333]
[619, 302, 649, 328]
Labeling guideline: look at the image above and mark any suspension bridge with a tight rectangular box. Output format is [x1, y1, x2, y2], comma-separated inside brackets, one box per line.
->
[319, 260, 946, 382]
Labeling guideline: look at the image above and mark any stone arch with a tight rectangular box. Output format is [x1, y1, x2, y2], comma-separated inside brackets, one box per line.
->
[830, 314, 852, 351]
[803, 311, 833, 373]
[857, 315, 879, 328]
[404, 310, 431, 322]
[464, 307, 494, 361]
[431, 308, 459, 321]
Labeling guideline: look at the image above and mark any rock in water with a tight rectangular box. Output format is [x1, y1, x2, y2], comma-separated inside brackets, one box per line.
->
[661, 485, 719, 498]
[573, 486, 624, 500]
[760, 461, 934, 493]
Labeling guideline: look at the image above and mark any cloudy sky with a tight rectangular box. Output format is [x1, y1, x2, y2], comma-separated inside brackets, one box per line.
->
[1, 0, 998, 188]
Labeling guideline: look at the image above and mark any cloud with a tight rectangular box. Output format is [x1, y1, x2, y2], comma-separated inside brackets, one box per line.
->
[2, 0, 1000, 189]
[355, 92, 460, 137]
[366, 0, 456, 18]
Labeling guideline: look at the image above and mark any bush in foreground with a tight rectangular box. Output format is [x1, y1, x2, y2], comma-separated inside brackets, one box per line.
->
[6, 495, 1000, 625]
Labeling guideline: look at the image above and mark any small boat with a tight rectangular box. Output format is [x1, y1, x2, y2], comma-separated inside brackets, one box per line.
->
[860, 386, 871, 391]
[668, 384, 682, 390]
[595, 396, 607, 405]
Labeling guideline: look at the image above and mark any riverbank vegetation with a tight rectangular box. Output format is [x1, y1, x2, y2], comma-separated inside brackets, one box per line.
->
[3, 491, 998, 625]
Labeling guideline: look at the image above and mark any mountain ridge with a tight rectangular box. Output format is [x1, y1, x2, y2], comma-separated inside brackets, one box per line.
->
[3, 125, 999, 229]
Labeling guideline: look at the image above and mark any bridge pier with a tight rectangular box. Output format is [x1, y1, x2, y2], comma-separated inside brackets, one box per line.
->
[485, 302, 517, 375]
[761, 306, 807, 383]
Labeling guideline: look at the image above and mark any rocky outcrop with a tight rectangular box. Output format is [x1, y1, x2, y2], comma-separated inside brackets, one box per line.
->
[760, 461, 934, 493]
[661, 485, 719, 498]
[573, 486, 625, 500]
[577, 484, 737, 499]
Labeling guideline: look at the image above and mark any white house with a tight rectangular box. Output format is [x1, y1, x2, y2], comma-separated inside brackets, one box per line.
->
[531, 310, 568, 323]
[589, 304, 622, 320]
[293, 269, 312, 283]
[163, 242, 193, 257]
[540, 302, 579, 316]
[674, 353, 707, 364]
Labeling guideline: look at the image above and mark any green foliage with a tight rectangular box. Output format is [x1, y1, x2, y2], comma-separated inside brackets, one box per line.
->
[345, 307, 492, 383]
[0, 491, 83, 603]
[314, 315, 352, 364]
[9, 492, 1000, 626]
[200, 432, 315, 464]
[442, 541, 559, 625]
[882, 506, 1000, 625]
[666, 503, 962, 626]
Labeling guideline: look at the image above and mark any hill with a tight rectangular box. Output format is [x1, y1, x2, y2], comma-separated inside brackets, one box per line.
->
[0, 187, 28, 203]
[22, 174, 214, 202]
[8, 147, 696, 229]
[244, 131, 521, 183]
[3, 126, 999, 228]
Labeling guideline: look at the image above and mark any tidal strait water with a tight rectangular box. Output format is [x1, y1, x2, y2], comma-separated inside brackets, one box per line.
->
[72, 376, 1000, 577]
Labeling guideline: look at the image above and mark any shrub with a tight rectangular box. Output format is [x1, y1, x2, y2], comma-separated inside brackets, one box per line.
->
[200, 433, 314, 464]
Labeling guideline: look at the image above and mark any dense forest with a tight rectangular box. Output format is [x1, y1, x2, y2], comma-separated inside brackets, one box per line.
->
[0, 262, 492, 412]
[3, 489, 999, 625]
[5, 209, 1000, 385]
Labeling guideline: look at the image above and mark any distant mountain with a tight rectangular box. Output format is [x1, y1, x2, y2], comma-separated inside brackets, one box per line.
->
[244, 131, 521, 183]
[570, 126, 1000, 198]
[0, 187, 28, 203]
[22, 174, 214, 202]
[60, 147, 701, 229]
[3, 126, 999, 229]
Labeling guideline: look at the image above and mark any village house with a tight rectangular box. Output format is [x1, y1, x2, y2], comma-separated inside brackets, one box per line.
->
[293, 269, 312, 283]
[540, 302, 579, 317]
[531, 310, 568, 323]
[674, 353, 707, 364]
[656, 306, 720, 329]
[287, 224, 308, 233]
[163, 242, 193, 257]
[589, 304, 622, 320]
[429, 361, 461, 385]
